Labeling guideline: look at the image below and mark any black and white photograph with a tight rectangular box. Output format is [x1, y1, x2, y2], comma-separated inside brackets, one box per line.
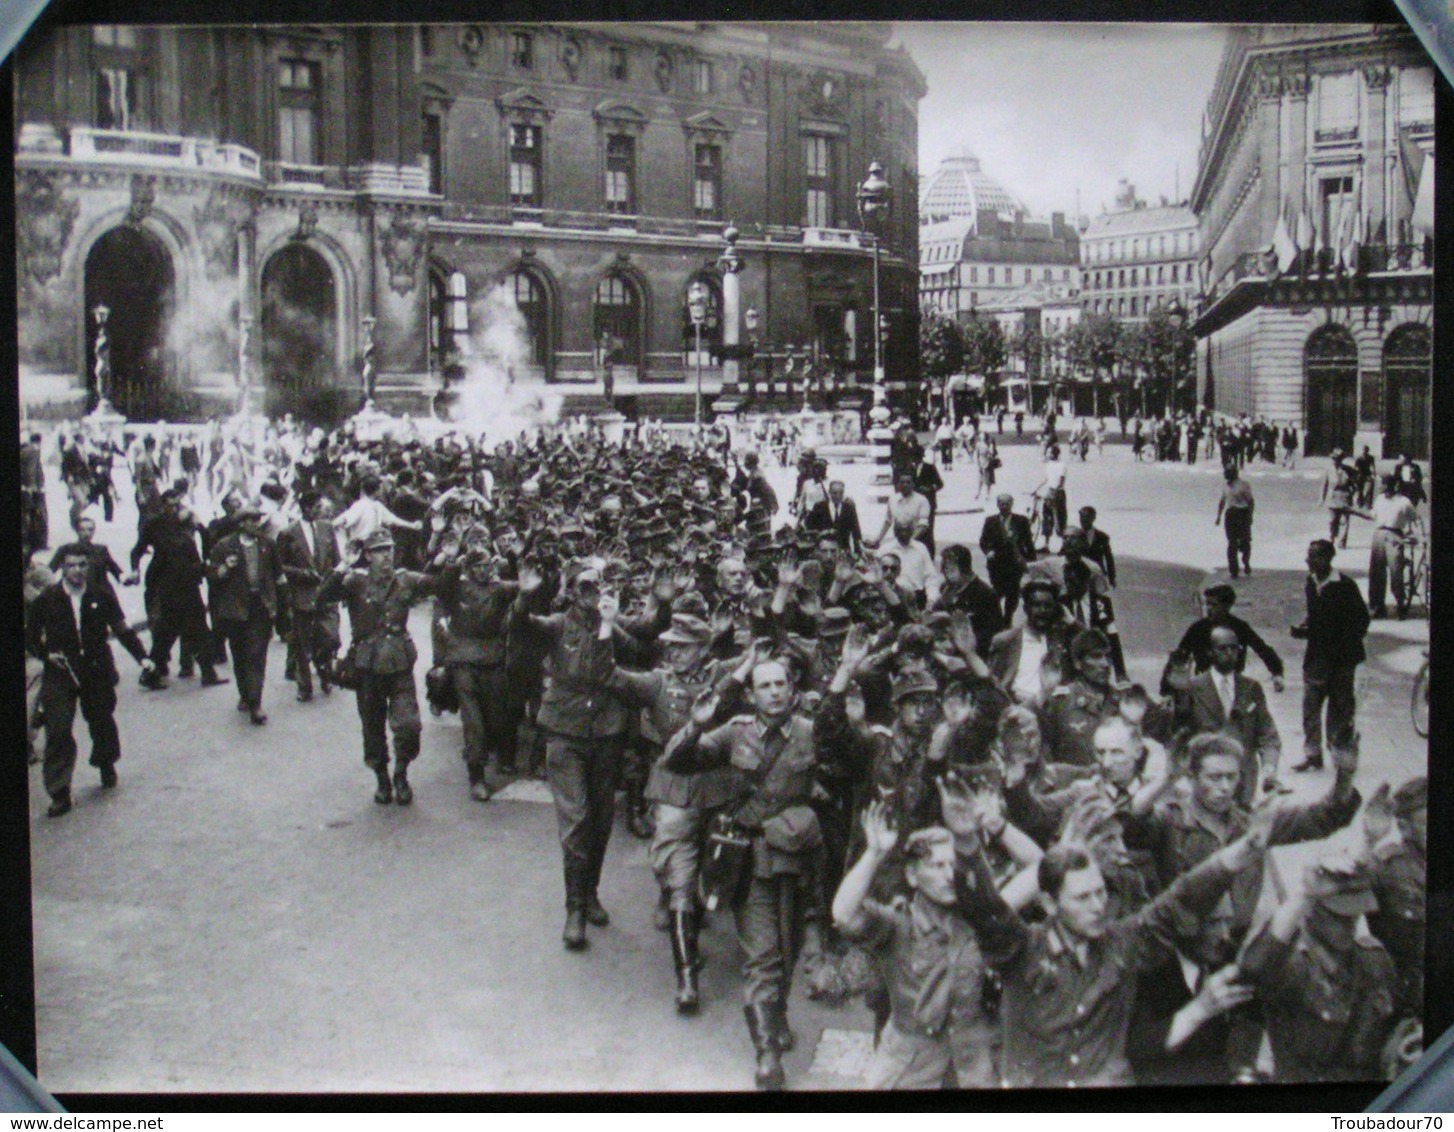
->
[10, 17, 1435, 1096]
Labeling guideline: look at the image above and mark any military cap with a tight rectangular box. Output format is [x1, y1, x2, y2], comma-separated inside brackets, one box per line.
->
[675, 590, 710, 620]
[1309, 857, 1379, 917]
[1202, 583, 1237, 604]
[891, 668, 939, 703]
[1393, 776, 1428, 817]
[817, 607, 853, 638]
[364, 529, 396, 552]
[660, 613, 713, 644]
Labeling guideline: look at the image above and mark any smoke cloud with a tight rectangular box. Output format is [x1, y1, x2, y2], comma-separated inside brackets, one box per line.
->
[444, 281, 561, 444]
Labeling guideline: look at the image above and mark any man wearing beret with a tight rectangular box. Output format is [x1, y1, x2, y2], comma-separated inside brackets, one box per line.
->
[1238, 854, 1397, 1083]
[1359, 776, 1426, 1023]
[207, 504, 283, 724]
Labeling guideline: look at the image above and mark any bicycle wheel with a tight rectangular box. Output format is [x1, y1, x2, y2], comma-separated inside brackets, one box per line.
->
[1412, 660, 1429, 738]
[1395, 550, 1415, 618]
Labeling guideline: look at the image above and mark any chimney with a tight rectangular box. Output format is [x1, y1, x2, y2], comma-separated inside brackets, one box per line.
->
[1051, 211, 1065, 238]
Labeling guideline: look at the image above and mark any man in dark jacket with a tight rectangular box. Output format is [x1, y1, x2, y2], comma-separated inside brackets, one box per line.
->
[207, 505, 283, 725]
[1166, 583, 1284, 691]
[801, 480, 863, 556]
[1290, 540, 1370, 773]
[276, 491, 342, 702]
[139, 495, 227, 690]
[26, 543, 155, 816]
[979, 493, 1037, 621]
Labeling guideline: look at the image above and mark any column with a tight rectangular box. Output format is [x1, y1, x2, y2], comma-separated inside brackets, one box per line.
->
[1362, 65, 1392, 244]
[722, 261, 741, 395]
[1255, 67, 1284, 248]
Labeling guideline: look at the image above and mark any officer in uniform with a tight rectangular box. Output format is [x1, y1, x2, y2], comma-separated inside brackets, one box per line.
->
[660, 657, 820, 1091]
[318, 529, 437, 805]
[1238, 855, 1397, 1083]
[608, 617, 755, 1013]
[1361, 776, 1426, 1023]
[1037, 628, 1119, 767]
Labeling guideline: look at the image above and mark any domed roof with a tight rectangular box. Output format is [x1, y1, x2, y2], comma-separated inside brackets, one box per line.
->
[919, 148, 1028, 228]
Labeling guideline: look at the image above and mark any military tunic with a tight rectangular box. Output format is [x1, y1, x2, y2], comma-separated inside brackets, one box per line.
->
[1037, 679, 1117, 768]
[1367, 839, 1425, 1019]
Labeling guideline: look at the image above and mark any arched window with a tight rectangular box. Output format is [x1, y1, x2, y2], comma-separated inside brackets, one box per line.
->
[1304, 324, 1359, 456]
[1383, 323, 1431, 459]
[427, 269, 448, 372]
[681, 274, 722, 365]
[510, 268, 550, 371]
[594, 272, 643, 370]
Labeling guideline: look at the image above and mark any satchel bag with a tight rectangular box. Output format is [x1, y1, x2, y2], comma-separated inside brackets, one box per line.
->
[760, 804, 823, 855]
[333, 646, 360, 691]
[699, 813, 752, 912]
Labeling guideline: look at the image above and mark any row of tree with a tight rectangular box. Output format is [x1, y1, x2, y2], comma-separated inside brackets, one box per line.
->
[920, 306, 1196, 401]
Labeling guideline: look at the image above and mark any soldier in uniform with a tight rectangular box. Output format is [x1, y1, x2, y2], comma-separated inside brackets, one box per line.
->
[660, 657, 821, 1091]
[1360, 776, 1426, 1023]
[1238, 855, 1398, 1083]
[607, 619, 757, 1013]
[1037, 628, 1120, 767]
[318, 529, 438, 805]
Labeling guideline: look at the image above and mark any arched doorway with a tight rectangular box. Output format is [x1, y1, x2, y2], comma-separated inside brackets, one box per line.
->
[1383, 324, 1431, 460]
[509, 266, 553, 379]
[83, 225, 175, 420]
[1304, 324, 1358, 456]
[594, 272, 644, 374]
[260, 243, 339, 421]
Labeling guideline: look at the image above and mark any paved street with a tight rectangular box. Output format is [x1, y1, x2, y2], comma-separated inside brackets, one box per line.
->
[27, 435, 1428, 1094]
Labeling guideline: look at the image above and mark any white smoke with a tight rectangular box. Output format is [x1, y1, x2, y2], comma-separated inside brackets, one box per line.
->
[444, 281, 562, 444]
[164, 269, 242, 381]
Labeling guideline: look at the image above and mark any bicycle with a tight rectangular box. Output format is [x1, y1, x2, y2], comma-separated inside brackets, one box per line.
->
[1027, 491, 1051, 550]
[1411, 649, 1429, 739]
[1394, 516, 1430, 619]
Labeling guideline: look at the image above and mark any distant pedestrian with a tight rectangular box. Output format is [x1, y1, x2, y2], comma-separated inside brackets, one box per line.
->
[1214, 464, 1254, 578]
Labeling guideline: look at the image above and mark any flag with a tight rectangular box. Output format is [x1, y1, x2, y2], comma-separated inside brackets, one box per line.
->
[1296, 207, 1313, 260]
[1412, 153, 1435, 237]
[1341, 186, 1364, 273]
[1333, 190, 1354, 272]
[1272, 203, 1297, 274]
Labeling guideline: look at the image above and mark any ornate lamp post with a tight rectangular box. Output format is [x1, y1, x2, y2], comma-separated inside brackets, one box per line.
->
[236, 314, 253, 415]
[743, 305, 760, 400]
[91, 303, 111, 414]
[688, 280, 708, 426]
[718, 223, 744, 397]
[361, 314, 377, 405]
[856, 160, 893, 392]
[1167, 299, 1188, 416]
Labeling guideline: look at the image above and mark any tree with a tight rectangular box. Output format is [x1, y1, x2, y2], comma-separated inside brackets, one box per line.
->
[919, 314, 965, 382]
[960, 313, 1007, 411]
[1064, 314, 1125, 419]
[1139, 305, 1195, 417]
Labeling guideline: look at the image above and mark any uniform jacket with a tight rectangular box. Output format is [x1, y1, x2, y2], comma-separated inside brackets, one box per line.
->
[1037, 678, 1117, 767]
[207, 532, 282, 622]
[1239, 926, 1396, 1083]
[510, 596, 669, 739]
[276, 519, 342, 611]
[1302, 571, 1370, 675]
[26, 580, 147, 687]
[431, 568, 515, 667]
[1367, 839, 1425, 1018]
[318, 567, 437, 674]
[801, 497, 863, 554]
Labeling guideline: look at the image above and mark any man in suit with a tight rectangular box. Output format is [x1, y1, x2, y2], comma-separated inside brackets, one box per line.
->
[801, 480, 863, 556]
[1078, 506, 1116, 588]
[1290, 539, 1370, 773]
[207, 504, 283, 725]
[139, 494, 228, 690]
[57, 514, 131, 596]
[26, 543, 156, 816]
[979, 492, 1037, 620]
[1177, 625, 1283, 804]
[987, 577, 1073, 704]
[276, 490, 342, 703]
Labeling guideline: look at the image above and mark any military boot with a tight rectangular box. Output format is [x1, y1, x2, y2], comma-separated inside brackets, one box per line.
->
[743, 1003, 785, 1091]
[669, 911, 700, 1015]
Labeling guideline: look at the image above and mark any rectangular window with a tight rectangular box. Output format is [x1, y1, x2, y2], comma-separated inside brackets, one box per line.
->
[95, 67, 133, 131]
[605, 134, 635, 214]
[693, 143, 721, 219]
[970, 266, 978, 283]
[422, 111, 443, 195]
[1321, 175, 1355, 249]
[1317, 72, 1359, 139]
[277, 59, 320, 165]
[420, 26, 433, 57]
[1044, 268, 1052, 280]
[511, 32, 533, 70]
[803, 134, 835, 228]
[509, 124, 541, 206]
[694, 59, 714, 94]
[93, 25, 138, 48]
[609, 45, 628, 81]
[1024, 268, 1032, 283]
[1399, 66, 1434, 126]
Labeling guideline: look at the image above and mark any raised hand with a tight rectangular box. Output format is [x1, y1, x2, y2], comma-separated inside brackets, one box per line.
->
[861, 557, 886, 586]
[651, 569, 679, 604]
[833, 556, 860, 587]
[838, 624, 874, 674]
[598, 591, 621, 624]
[689, 686, 721, 728]
[860, 799, 899, 856]
[972, 784, 1007, 838]
[1193, 965, 1255, 1020]
[518, 565, 543, 594]
[844, 683, 867, 726]
[936, 774, 980, 842]
[776, 556, 803, 589]
[1362, 781, 1394, 846]
[947, 609, 978, 658]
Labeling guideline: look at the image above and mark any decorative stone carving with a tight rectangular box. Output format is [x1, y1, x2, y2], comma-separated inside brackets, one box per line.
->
[459, 25, 485, 67]
[380, 212, 426, 295]
[1283, 70, 1311, 98]
[15, 170, 80, 286]
[654, 50, 673, 93]
[738, 63, 756, 102]
[126, 175, 156, 225]
[1253, 69, 1283, 102]
[803, 70, 846, 118]
[194, 189, 242, 275]
[561, 35, 582, 81]
[294, 200, 319, 241]
[1362, 65, 1392, 91]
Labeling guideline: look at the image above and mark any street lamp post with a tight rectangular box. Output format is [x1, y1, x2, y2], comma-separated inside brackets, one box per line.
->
[1167, 299, 1188, 416]
[856, 160, 893, 394]
[688, 280, 708, 426]
[744, 305, 760, 401]
[361, 314, 377, 405]
[718, 223, 744, 397]
[92, 303, 111, 414]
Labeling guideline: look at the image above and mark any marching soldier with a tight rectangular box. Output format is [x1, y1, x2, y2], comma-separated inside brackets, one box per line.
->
[1360, 776, 1426, 1023]
[318, 529, 437, 805]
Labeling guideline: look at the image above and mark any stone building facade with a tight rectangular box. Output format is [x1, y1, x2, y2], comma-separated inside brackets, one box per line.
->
[1080, 185, 1198, 324]
[14, 22, 924, 422]
[1189, 25, 1434, 457]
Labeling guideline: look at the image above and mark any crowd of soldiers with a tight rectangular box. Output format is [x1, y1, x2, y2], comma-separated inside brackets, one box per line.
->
[19, 405, 1426, 1093]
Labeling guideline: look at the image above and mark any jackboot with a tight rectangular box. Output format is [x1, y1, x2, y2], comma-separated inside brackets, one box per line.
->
[393, 767, 413, 806]
[625, 777, 654, 840]
[373, 770, 393, 805]
[562, 908, 588, 951]
[669, 911, 700, 1015]
[743, 1003, 785, 1091]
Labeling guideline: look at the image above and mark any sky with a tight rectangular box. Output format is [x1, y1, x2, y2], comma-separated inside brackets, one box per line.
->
[891, 23, 1231, 220]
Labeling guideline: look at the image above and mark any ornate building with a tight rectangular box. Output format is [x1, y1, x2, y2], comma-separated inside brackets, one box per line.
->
[14, 22, 924, 421]
[1189, 25, 1434, 457]
[1080, 183, 1198, 324]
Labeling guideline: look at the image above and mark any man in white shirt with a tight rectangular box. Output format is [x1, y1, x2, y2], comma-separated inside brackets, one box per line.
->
[1357, 475, 1420, 618]
[869, 472, 931, 548]
[333, 473, 422, 560]
[876, 520, 942, 607]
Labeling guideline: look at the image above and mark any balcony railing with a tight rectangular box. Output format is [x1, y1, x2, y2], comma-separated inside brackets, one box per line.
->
[1202, 241, 1432, 310]
[66, 127, 262, 178]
